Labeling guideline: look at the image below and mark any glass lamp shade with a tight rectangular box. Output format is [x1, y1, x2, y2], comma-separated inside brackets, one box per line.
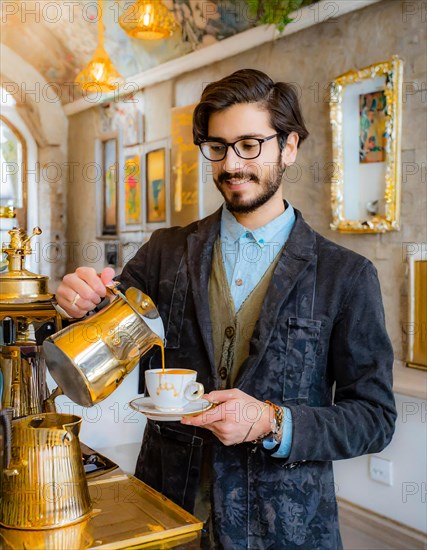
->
[119, 0, 178, 40]
[75, 45, 123, 92]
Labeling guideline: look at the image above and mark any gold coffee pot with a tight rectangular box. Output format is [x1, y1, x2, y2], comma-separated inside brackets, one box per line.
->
[43, 285, 165, 407]
[0, 227, 62, 418]
[0, 413, 92, 529]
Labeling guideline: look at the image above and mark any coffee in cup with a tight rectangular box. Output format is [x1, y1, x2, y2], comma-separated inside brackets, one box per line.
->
[145, 368, 204, 411]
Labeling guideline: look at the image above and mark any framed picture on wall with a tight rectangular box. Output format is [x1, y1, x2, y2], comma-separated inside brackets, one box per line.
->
[329, 55, 403, 233]
[123, 112, 144, 147]
[145, 139, 170, 227]
[102, 137, 118, 235]
[122, 148, 143, 231]
[407, 252, 427, 371]
[171, 103, 200, 227]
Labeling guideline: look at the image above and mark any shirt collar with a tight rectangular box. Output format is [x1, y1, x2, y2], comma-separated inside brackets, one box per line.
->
[221, 205, 247, 243]
[220, 202, 295, 248]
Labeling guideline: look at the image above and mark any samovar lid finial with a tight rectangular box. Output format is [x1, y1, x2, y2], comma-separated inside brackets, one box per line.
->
[0, 226, 53, 304]
[3, 226, 42, 267]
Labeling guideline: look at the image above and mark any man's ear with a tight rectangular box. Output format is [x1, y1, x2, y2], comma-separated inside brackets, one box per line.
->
[281, 132, 299, 166]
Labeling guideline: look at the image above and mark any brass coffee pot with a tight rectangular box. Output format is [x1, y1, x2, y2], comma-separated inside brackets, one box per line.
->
[43, 285, 165, 407]
[0, 227, 62, 418]
[0, 412, 92, 529]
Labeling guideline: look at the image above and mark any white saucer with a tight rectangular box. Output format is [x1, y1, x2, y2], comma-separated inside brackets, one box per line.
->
[129, 397, 213, 421]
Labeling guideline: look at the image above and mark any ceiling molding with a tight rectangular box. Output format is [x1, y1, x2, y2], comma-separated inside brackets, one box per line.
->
[64, 0, 383, 116]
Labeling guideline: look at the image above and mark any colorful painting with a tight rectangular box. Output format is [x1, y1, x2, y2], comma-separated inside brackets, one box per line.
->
[359, 91, 387, 163]
[103, 138, 117, 234]
[146, 148, 166, 223]
[124, 155, 141, 225]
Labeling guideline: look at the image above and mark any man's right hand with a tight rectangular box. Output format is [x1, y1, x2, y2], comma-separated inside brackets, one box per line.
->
[55, 267, 115, 318]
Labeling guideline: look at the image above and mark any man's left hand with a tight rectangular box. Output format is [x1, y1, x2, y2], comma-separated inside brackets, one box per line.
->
[181, 388, 272, 446]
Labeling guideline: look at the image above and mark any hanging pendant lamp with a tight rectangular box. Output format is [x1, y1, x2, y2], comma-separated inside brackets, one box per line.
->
[75, 0, 123, 92]
[119, 0, 178, 40]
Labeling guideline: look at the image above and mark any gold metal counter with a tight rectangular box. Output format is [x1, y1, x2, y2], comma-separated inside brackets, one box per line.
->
[0, 473, 202, 549]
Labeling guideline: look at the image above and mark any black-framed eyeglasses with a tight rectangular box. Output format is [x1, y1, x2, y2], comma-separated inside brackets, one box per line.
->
[198, 133, 279, 162]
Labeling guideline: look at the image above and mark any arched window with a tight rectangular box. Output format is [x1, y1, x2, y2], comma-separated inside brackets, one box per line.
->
[0, 113, 27, 228]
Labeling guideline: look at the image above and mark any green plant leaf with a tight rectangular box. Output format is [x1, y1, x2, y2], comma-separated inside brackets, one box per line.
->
[229, 0, 318, 31]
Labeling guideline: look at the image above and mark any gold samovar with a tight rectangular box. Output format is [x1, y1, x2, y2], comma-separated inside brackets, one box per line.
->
[0, 226, 62, 418]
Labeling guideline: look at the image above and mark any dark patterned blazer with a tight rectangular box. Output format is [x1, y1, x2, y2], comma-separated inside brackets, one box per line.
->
[118, 205, 396, 550]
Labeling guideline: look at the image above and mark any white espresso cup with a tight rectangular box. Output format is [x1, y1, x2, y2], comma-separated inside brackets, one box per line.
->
[145, 368, 204, 411]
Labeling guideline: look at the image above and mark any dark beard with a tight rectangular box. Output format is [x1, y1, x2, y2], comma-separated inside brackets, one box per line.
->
[214, 159, 286, 214]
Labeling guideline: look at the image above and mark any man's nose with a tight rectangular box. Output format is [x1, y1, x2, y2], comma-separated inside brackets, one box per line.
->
[222, 146, 243, 172]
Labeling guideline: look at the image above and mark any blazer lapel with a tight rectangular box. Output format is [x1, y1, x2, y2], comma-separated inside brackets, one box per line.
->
[186, 208, 222, 374]
[235, 209, 318, 389]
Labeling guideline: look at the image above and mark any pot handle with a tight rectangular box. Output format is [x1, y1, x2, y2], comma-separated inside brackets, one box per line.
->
[0, 408, 14, 473]
[2, 410, 30, 477]
[106, 280, 121, 297]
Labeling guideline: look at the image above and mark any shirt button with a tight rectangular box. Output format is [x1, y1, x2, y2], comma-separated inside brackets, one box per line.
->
[219, 367, 228, 380]
[235, 278, 243, 286]
[225, 326, 235, 338]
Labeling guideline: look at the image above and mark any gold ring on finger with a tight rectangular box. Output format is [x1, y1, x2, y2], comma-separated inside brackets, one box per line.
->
[71, 292, 80, 307]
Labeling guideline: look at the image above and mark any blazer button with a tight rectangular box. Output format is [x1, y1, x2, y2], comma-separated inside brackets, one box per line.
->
[219, 367, 228, 380]
[225, 326, 235, 338]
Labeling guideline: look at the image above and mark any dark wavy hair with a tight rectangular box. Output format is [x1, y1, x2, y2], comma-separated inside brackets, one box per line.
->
[193, 69, 309, 150]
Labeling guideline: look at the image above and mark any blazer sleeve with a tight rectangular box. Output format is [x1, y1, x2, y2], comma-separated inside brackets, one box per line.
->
[283, 260, 397, 463]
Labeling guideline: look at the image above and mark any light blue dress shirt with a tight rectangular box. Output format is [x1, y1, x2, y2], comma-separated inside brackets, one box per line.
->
[220, 203, 295, 312]
[219, 203, 295, 458]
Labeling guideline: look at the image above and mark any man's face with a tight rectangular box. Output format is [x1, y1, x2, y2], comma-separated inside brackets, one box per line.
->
[207, 103, 285, 214]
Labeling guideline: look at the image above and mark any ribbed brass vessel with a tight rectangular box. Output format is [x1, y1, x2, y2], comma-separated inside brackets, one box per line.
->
[0, 413, 92, 529]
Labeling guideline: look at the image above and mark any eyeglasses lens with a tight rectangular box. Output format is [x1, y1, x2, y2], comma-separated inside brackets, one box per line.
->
[200, 142, 226, 161]
[200, 139, 261, 161]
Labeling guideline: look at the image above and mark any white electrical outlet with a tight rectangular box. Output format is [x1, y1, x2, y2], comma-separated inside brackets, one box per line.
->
[369, 455, 393, 486]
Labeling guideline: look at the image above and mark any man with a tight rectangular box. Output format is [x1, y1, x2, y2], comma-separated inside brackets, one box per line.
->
[56, 69, 396, 549]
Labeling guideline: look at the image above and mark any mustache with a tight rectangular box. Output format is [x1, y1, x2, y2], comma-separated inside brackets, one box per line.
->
[218, 171, 260, 185]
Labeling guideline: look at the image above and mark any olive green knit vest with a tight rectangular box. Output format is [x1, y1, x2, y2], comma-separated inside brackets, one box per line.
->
[208, 238, 283, 389]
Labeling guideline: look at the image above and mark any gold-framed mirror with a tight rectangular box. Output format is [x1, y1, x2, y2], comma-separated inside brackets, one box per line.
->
[329, 56, 403, 233]
[407, 251, 427, 371]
